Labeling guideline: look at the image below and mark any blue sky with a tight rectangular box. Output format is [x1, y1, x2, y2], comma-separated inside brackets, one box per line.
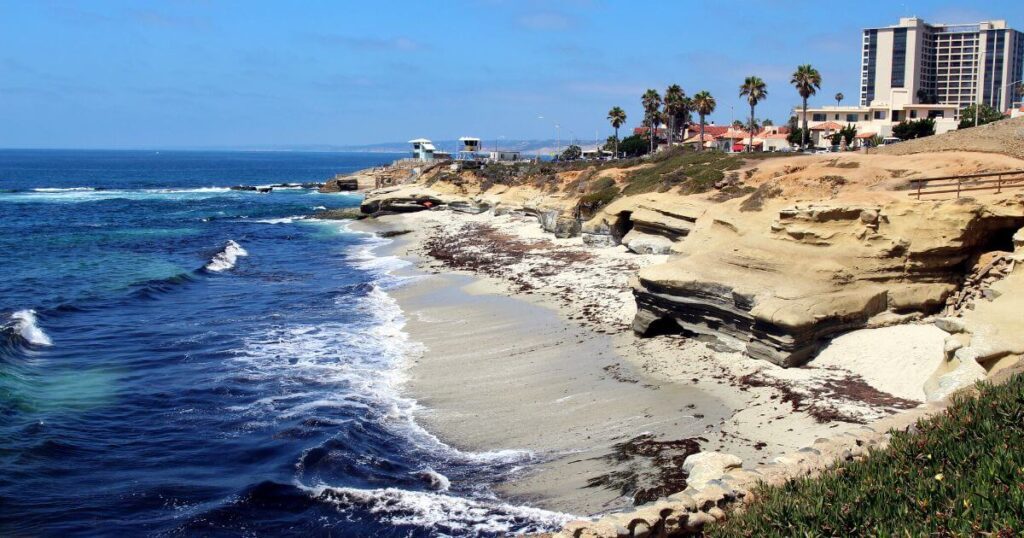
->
[1, 0, 1020, 148]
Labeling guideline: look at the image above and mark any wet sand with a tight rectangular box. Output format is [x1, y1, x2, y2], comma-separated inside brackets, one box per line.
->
[376, 238, 729, 515]
[348, 211, 948, 516]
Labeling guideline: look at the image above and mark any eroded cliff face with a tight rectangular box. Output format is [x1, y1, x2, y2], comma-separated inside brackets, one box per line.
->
[630, 195, 1024, 366]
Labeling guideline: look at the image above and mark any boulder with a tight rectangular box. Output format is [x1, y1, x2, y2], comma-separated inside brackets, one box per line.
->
[553, 216, 582, 238]
[682, 452, 743, 490]
[621, 230, 674, 255]
[360, 186, 448, 214]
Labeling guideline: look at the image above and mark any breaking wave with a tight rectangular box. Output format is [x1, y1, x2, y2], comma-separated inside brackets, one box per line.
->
[308, 484, 574, 535]
[204, 240, 248, 272]
[3, 309, 53, 347]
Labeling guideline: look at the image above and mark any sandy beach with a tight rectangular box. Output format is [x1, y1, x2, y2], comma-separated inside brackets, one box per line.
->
[349, 208, 951, 517]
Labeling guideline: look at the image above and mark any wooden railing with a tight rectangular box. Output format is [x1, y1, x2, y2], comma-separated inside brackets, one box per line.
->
[909, 169, 1024, 199]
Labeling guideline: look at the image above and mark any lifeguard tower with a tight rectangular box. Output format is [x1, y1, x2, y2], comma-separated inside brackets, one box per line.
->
[409, 138, 436, 162]
[457, 137, 481, 160]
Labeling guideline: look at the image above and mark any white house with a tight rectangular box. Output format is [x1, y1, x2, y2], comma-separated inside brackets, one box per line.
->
[793, 96, 959, 147]
[409, 138, 436, 161]
[488, 150, 521, 162]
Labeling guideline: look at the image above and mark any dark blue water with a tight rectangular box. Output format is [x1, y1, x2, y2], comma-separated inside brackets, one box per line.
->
[0, 150, 568, 536]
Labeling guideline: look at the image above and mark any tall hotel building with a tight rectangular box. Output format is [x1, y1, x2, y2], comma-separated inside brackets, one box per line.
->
[860, 18, 1024, 113]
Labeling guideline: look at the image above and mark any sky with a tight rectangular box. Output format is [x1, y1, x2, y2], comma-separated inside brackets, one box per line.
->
[1, 0, 1020, 149]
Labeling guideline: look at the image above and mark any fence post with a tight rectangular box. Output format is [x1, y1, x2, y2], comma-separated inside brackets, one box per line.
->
[916, 180, 922, 200]
[956, 178, 961, 199]
[997, 174, 1002, 194]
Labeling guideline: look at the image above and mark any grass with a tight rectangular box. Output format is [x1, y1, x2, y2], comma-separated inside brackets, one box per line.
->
[708, 374, 1024, 537]
[619, 149, 746, 196]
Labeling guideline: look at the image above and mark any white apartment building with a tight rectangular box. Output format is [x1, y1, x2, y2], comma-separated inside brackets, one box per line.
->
[861, 18, 1024, 113]
[791, 17, 1023, 147]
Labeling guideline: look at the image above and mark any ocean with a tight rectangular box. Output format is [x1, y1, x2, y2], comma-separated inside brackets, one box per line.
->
[0, 150, 569, 536]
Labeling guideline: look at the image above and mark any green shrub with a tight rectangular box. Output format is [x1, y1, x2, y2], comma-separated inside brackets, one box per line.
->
[709, 374, 1024, 537]
[621, 149, 744, 196]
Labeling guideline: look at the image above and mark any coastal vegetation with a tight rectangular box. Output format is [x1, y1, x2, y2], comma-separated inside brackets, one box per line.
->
[739, 76, 768, 151]
[958, 103, 1005, 129]
[709, 374, 1024, 536]
[791, 64, 822, 148]
[892, 117, 936, 140]
[663, 84, 688, 146]
[607, 106, 627, 157]
[692, 91, 716, 152]
[642, 89, 663, 153]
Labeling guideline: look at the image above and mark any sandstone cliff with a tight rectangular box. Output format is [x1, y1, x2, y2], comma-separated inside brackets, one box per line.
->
[361, 145, 1024, 370]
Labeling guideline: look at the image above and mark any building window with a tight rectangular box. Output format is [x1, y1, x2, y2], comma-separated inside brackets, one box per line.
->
[846, 114, 859, 122]
[834, 114, 839, 120]
[812, 113, 826, 122]
[910, 110, 918, 119]
[864, 114, 869, 120]
[874, 110, 886, 120]
[863, 29, 878, 105]
[892, 28, 907, 88]
[928, 110, 945, 118]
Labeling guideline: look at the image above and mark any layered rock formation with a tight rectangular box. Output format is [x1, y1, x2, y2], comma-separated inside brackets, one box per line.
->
[582, 194, 709, 253]
[631, 195, 1024, 366]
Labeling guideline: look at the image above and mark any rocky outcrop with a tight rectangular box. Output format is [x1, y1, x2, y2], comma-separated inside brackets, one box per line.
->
[320, 177, 359, 192]
[582, 194, 709, 251]
[926, 230, 1024, 400]
[360, 186, 449, 214]
[632, 196, 1024, 366]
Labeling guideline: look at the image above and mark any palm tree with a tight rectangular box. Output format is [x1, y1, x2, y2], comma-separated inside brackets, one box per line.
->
[791, 64, 822, 149]
[607, 106, 627, 158]
[663, 84, 686, 145]
[691, 91, 715, 152]
[681, 96, 695, 140]
[739, 76, 768, 152]
[835, 92, 844, 107]
[641, 89, 662, 154]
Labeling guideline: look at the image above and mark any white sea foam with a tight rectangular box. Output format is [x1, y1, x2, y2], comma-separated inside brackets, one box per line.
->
[305, 484, 574, 534]
[7, 310, 53, 346]
[251, 216, 301, 224]
[414, 468, 451, 491]
[221, 224, 551, 529]
[31, 187, 96, 192]
[205, 240, 248, 272]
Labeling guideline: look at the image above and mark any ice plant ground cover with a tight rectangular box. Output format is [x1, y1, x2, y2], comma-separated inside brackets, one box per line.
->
[709, 373, 1024, 536]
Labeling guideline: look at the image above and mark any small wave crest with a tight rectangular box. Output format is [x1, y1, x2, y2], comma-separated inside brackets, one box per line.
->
[205, 240, 248, 272]
[3, 310, 53, 347]
[31, 187, 97, 193]
[307, 484, 574, 535]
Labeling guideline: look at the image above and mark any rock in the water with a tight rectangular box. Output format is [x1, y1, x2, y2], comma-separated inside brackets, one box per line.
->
[320, 177, 359, 192]
[313, 208, 364, 220]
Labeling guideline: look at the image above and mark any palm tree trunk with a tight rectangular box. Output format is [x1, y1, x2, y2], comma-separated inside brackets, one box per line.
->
[649, 118, 654, 154]
[699, 114, 705, 152]
[802, 97, 808, 149]
[749, 104, 755, 153]
[614, 127, 619, 158]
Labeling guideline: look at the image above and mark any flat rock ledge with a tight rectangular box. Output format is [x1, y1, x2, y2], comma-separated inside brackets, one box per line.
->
[544, 401, 949, 538]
